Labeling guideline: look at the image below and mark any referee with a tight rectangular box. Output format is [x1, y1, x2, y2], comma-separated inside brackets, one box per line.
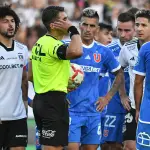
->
[30, 6, 82, 150]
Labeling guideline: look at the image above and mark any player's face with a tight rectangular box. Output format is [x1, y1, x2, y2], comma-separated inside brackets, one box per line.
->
[95, 28, 113, 45]
[135, 17, 150, 42]
[0, 16, 16, 38]
[56, 11, 69, 35]
[117, 21, 135, 45]
[80, 17, 98, 42]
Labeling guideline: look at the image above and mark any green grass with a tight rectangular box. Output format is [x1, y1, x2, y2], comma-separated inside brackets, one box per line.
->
[27, 119, 36, 128]
[26, 145, 35, 150]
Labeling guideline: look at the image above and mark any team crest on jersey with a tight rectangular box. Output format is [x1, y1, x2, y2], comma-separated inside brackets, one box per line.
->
[103, 130, 109, 137]
[93, 52, 101, 63]
[18, 53, 23, 61]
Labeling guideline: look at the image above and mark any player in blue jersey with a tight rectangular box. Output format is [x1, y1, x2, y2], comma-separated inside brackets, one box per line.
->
[67, 8, 124, 150]
[100, 12, 136, 150]
[94, 22, 113, 142]
[133, 9, 150, 150]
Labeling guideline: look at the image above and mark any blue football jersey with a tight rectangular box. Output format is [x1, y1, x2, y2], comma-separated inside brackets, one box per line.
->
[133, 42, 150, 123]
[106, 41, 129, 113]
[67, 41, 120, 116]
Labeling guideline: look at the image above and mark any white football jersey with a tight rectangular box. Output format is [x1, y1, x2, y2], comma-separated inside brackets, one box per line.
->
[0, 40, 28, 120]
[119, 38, 140, 109]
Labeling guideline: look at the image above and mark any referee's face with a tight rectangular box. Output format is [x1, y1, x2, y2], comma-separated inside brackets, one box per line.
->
[0, 15, 16, 38]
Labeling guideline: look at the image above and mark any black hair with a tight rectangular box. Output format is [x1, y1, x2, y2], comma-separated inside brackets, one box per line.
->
[127, 7, 139, 16]
[135, 9, 150, 22]
[118, 12, 135, 23]
[81, 8, 99, 21]
[42, 6, 64, 31]
[0, 4, 20, 34]
[99, 22, 113, 31]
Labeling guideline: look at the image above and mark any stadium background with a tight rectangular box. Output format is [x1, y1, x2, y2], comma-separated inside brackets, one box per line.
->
[2, 0, 150, 149]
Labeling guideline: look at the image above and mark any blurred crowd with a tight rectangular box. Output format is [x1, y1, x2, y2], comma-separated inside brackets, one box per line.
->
[2, 0, 150, 50]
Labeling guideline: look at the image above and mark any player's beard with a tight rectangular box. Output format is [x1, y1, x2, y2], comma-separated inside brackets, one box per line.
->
[0, 30, 15, 38]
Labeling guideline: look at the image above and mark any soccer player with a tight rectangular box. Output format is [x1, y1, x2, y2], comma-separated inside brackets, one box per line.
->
[133, 9, 150, 150]
[0, 5, 28, 150]
[95, 22, 113, 46]
[30, 6, 83, 150]
[66, 8, 124, 150]
[119, 10, 146, 150]
[100, 12, 136, 150]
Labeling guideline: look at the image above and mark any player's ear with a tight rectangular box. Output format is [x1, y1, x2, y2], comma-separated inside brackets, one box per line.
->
[50, 23, 55, 29]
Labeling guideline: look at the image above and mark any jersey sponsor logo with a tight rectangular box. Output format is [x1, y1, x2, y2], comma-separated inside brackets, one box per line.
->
[80, 65, 100, 72]
[110, 46, 120, 52]
[127, 45, 136, 51]
[0, 56, 4, 60]
[93, 52, 101, 63]
[0, 64, 24, 70]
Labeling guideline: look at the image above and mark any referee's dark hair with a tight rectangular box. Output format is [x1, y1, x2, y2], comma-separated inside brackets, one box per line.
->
[0, 4, 20, 34]
[42, 6, 65, 31]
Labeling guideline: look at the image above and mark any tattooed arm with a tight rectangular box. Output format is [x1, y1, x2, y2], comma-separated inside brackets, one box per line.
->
[22, 68, 28, 114]
[96, 68, 124, 111]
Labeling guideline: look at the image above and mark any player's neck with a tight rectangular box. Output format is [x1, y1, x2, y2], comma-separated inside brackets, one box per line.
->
[82, 39, 94, 46]
[139, 38, 150, 46]
[0, 35, 13, 48]
[47, 31, 64, 40]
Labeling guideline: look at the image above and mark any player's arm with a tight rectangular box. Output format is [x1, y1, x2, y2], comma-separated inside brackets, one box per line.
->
[96, 48, 124, 111]
[134, 74, 144, 122]
[133, 45, 146, 122]
[28, 59, 33, 82]
[22, 66, 28, 114]
[118, 46, 131, 111]
[53, 19, 83, 60]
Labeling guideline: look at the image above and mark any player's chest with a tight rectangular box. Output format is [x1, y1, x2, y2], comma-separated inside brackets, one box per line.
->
[0, 50, 24, 69]
[127, 49, 138, 68]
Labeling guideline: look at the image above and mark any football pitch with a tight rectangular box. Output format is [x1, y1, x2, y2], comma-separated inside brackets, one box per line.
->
[27, 119, 36, 150]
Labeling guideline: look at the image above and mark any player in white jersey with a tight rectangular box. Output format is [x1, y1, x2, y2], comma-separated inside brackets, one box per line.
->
[0, 5, 28, 149]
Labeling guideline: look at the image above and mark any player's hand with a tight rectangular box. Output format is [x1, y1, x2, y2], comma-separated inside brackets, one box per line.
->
[135, 110, 139, 123]
[95, 96, 109, 112]
[120, 96, 131, 111]
[53, 19, 72, 33]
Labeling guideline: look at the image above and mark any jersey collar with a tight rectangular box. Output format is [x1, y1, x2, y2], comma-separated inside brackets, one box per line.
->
[0, 40, 14, 51]
[82, 40, 95, 48]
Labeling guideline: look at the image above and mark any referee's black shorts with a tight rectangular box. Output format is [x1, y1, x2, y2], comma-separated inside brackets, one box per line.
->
[123, 108, 137, 141]
[33, 91, 69, 146]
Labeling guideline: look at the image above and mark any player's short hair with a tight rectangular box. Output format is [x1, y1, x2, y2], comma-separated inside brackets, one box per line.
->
[42, 6, 65, 31]
[118, 12, 135, 23]
[135, 9, 150, 22]
[0, 4, 20, 34]
[99, 23, 113, 31]
[81, 8, 99, 21]
[127, 7, 139, 16]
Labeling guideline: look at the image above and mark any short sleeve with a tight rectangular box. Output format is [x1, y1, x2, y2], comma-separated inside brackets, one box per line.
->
[119, 46, 128, 67]
[48, 41, 64, 59]
[23, 46, 29, 71]
[104, 48, 121, 73]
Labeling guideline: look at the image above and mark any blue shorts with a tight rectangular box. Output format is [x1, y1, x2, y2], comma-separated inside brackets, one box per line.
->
[136, 121, 150, 150]
[69, 115, 101, 144]
[101, 113, 125, 144]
